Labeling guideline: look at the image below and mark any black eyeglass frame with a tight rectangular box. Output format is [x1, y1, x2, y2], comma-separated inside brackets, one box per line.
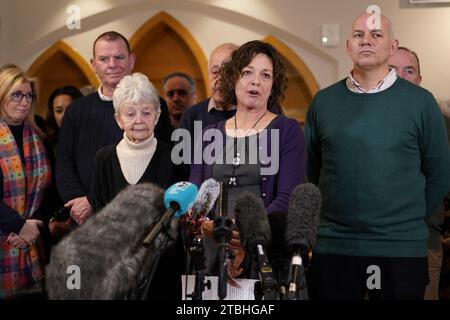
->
[10, 92, 37, 103]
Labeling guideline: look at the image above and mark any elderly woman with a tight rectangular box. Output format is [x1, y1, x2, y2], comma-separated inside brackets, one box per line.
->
[90, 73, 178, 213]
[189, 40, 306, 278]
[0, 64, 52, 299]
[89, 73, 182, 299]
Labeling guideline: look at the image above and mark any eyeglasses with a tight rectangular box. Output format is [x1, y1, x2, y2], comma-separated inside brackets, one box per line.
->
[10, 92, 36, 103]
[166, 89, 189, 98]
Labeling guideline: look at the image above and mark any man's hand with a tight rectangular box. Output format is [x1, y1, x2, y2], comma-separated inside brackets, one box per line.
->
[65, 196, 92, 225]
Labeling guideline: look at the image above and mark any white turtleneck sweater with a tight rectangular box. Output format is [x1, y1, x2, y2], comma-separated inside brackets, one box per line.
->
[116, 133, 157, 185]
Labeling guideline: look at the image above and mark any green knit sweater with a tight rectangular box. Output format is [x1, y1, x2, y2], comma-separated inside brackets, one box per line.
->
[305, 78, 450, 257]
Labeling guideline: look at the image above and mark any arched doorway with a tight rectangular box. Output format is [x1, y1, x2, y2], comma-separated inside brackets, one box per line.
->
[264, 36, 320, 125]
[27, 41, 98, 117]
[130, 12, 208, 102]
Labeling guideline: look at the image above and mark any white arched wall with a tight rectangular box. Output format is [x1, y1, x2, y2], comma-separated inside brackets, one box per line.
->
[3, 0, 335, 94]
[2, 0, 450, 100]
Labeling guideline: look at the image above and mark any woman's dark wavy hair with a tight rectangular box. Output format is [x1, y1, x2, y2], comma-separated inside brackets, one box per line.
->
[46, 85, 83, 140]
[216, 40, 286, 114]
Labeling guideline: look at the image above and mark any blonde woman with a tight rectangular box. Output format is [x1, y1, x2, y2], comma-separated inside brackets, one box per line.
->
[0, 64, 51, 299]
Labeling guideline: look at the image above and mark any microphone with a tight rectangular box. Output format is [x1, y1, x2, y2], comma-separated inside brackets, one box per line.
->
[285, 183, 321, 300]
[46, 183, 166, 300]
[235, 192, 278, 300]
[142, 181, 198, 246]
[185, 178, 221, 238]
[184, 179, 220, 300]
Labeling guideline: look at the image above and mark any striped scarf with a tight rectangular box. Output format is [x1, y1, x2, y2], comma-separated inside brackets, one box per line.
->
[0, 119, 51, 299]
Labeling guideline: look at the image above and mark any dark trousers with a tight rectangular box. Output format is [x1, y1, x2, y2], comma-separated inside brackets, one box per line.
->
[308, 253, 428, 300]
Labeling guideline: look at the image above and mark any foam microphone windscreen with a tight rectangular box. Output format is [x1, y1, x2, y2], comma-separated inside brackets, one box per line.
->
[46, 183, 165, 300]
[191, 178, 220, 217]
[285, 183, 321, 253]
[234, 192, 271, 252]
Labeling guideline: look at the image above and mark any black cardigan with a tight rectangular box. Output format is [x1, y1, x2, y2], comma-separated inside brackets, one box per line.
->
[56, 92, 173, 203]
[89, 139, 184, 300]
[90, 139, 179, 213]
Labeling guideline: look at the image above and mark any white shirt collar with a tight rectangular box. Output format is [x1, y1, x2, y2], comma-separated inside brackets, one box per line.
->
[97, 86, 113, 101]
[207, 98, 236, 112]
[207, 98, 218, 112]
[346, 69, 397, 94]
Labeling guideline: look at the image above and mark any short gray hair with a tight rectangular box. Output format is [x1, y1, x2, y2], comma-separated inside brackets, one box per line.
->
[113, 73, 160, 113]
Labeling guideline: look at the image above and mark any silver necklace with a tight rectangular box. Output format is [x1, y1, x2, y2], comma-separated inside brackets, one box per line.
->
[229, 110, 268, 185]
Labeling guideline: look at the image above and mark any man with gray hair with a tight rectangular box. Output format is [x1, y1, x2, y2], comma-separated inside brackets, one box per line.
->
[163, 72, 197, 128]
[305, 11, 450, 299]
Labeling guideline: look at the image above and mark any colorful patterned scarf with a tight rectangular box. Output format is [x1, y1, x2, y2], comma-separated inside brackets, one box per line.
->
[0, 118, 51, 299]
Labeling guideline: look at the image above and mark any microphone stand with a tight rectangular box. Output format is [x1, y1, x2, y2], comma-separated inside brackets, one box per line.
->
[134, 207, 181, 300]
[138, 238, 166, 300]
[186, 268, 211, 300]
[213, 181, 233, 300]
[286, 249, 309, 300]
[186, 234, 211, 300]
[297, 263, 309, 300]
[253, 244, 279, 300]
[213, 216, 233, 300]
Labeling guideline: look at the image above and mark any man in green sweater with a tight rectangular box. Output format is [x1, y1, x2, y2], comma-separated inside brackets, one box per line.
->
[305, 12, 450, 300]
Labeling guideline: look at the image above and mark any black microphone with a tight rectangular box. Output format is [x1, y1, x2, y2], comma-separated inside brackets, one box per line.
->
[235, 192, 278, 300]
[46, 183, 166, 300]
[285, 183, 321, 300]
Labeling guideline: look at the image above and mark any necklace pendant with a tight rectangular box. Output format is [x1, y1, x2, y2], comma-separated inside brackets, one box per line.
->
[229, 177, 237, 186]
[232, 152, 240, 166]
